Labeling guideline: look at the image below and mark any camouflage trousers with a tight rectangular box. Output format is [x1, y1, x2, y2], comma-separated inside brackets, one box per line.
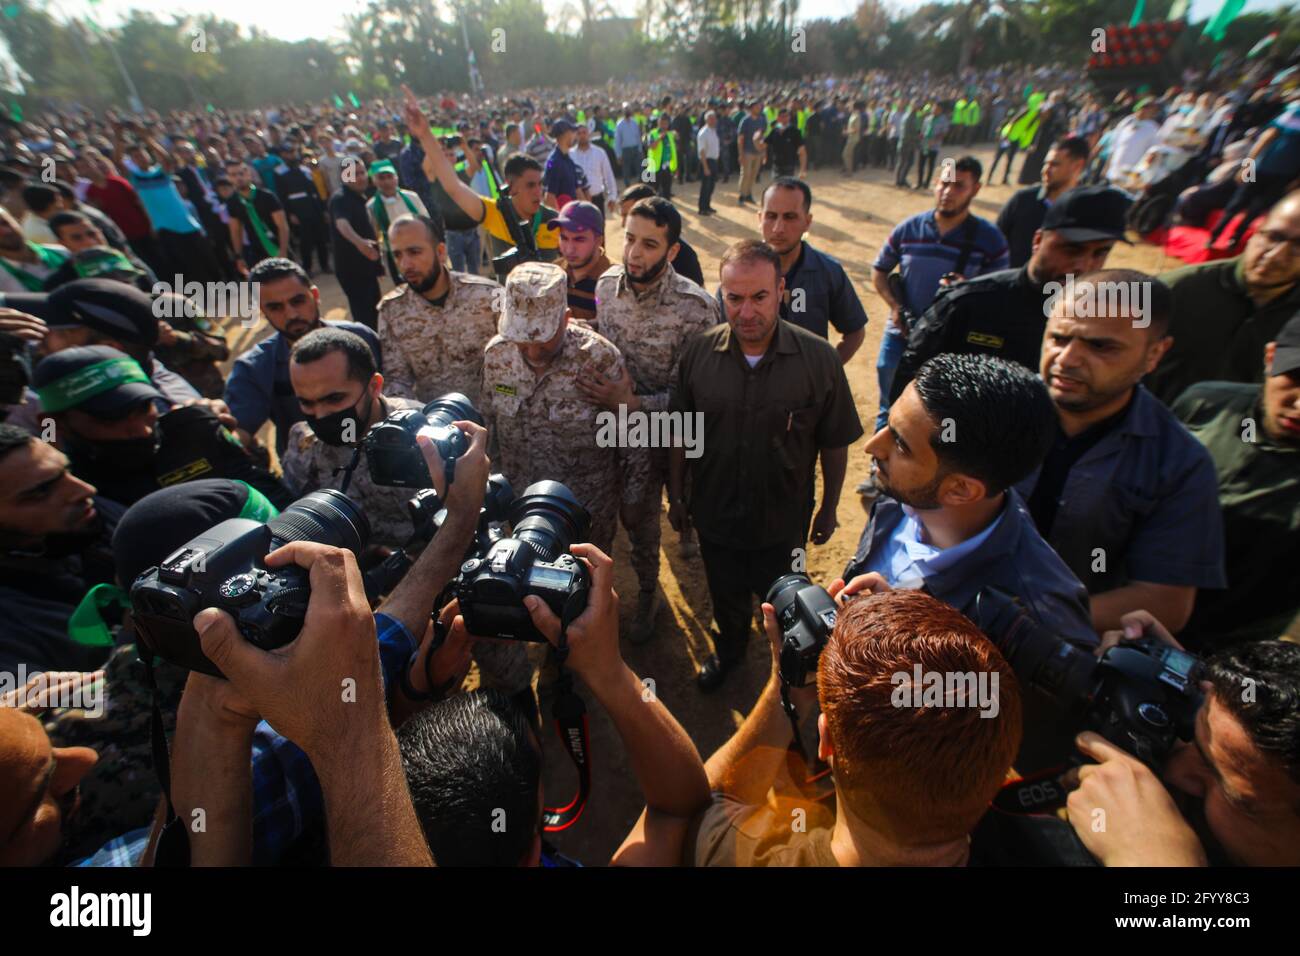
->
[619, 445, 667, 594]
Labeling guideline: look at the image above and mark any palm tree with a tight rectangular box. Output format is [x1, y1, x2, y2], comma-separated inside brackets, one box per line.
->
[917, 0, 1034, 73]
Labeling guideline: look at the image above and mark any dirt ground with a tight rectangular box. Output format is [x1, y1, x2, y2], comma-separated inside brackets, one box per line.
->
[226, 143, 1177, 863]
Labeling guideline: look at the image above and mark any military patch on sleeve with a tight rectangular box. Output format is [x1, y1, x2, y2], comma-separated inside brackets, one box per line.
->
[965, 331, 1005, 349]
[494, 383, 517, 396]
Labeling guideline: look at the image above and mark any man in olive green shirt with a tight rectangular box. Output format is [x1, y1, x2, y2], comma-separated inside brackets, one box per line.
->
[1172, 314, 1300, 652]
[1149, 191, 1300, 405]
[668, 239, 862, 691]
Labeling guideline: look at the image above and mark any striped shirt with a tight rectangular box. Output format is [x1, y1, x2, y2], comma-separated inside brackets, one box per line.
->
[873, 209, 1009, 317]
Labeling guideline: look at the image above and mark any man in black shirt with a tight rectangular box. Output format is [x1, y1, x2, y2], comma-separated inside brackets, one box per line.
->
[224, 158, 288, 273]
[328, 157, 385, 330]
[763, 108, 807, 179]
[996, 136, 1089, 268]
[275, 143, 331, 276]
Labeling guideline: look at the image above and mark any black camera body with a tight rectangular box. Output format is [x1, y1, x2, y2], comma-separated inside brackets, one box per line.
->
[767, 573, 839, 687]
[129, 490, 369, 676]
[970, 587, 1204, 775]
[409, 472, 515, 556]
[455, 481, 590, 642]
[364, 393, 482, 489]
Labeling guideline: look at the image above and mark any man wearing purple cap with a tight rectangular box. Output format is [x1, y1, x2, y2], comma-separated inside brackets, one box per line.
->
[547, 201, 611, 327]
[542, 119, 591, 212]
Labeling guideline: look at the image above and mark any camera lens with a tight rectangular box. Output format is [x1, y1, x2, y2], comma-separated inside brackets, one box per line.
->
[509, 481, 590, 562]
[421, 392, 484, 431]
[767, 573, 813, 628]
[267, 489, 370, 555]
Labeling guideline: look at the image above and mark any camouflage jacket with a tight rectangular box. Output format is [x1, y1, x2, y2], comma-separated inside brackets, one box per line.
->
[594, 263, 719, 413]
[280, 395, 424, 549]
[377, 272, 502, 408]
[481, 323, 624, 518]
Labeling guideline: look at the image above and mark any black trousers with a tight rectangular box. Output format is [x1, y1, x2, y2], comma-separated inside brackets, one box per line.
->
[699, 536, 802, 664]
[698, 171, 716, 212]
[337, 270, 382, 330]
[656, 168, 673, 199]
[158, 229, 222, 285]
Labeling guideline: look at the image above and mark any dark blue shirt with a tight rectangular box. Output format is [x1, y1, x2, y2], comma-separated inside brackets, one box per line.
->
[542, 146, 587, 201]
[224, 320, 381, 454]
[781, 241, 869, 339]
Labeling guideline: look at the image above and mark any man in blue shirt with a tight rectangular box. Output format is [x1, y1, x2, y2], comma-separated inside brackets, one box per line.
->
[845, 353, 1096, 649]
[614, 106, 643, 188]
[541, 119, 590, 211]
[870, 155, 1008, 436]
[224, 258, 380, 455]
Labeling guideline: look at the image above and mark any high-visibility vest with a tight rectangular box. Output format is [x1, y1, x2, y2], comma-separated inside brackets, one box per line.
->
[954, 99, 968, 125]
[797, 109, 809, 134]
[647, 130, 678, 174]
[967, 100, 981, 126]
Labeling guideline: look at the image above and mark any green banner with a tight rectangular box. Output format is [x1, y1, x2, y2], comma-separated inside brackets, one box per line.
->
[1128, 0, 1145, 28]
[1203, 0, 1246, 42]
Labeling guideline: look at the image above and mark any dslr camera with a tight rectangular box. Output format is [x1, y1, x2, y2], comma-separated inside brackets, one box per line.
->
[766, 573, 839, 687]
[364, 392, 482, 489]
[455, 481, 591, 642]
[970, 587, 1204, 776]
[129, 490, 369, 676]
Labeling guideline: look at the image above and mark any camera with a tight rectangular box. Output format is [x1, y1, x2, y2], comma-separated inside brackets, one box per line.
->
[129, 489, 369, 676]
[455, 481, 591, 642]
[766, 574, 839, 687]
[970, 587, 1204, 775]
[364, 392, 482, 489]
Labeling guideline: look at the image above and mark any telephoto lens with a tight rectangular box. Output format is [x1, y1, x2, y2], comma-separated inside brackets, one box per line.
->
[365, 392, 484, 489]
[766, 574, 838, 687]
[129, 489, 370, 676]
[455, 481, 592, 642]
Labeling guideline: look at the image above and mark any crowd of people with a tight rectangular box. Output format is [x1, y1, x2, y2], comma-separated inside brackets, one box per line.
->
[1, 56, 1299, 870]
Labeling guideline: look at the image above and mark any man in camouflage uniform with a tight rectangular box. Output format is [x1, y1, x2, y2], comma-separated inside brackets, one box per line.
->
[280, 326, 422, 549]
[377, 214, 502, 410]
[481, 261, 624, 554]
[589, 196, 719, 641]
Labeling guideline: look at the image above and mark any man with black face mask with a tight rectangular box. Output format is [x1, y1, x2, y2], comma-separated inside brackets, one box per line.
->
[280, 327, 423, 548]
[32, 346, 295, 510]
[376, 214, 501, 410]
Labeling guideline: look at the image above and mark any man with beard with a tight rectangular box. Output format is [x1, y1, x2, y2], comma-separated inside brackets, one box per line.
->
[996, 136, 1089, 268]
[376, 215, 500, 410]
[274, 143, 331, 277]
[617, 185, 704, 287]
[1063, 627, 1300, 867]
[481, 261, 624, 554]
[32, 346, 294, 511]
[842, 353, 1095, 647]
[281, 327, 422, 549]
[1015, 271, 1225, 635]
[549, 201, 610, 327]
[758, 178, 866, 363]
[224, 258, 380, 456]
[870, 156, 1008, 436]
[1149, 191, 1300, 404]
[589, 198, 718, 640]
[888, 185, 1128, 408]
[224, 158, 289, 275]
[669, 240, 861, 690]
[0, 423, 120, 674]
[1172, 314, 1300, 652]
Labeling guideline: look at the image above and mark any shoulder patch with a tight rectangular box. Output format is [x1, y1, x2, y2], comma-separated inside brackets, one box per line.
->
[965, 331, 1005, 349]
[494, 383, 518, 396]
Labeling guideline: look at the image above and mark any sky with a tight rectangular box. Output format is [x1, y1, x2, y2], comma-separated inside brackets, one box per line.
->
[34, 0, 1285, 46]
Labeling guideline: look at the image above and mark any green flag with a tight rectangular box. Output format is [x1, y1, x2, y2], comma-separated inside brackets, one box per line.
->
[1128, 0, 1145, 27]
[8, 100, 21, 123]
[333, 94, 344, 108]
[348, 91, 361, 108]
[1203, 0, 1246, 42]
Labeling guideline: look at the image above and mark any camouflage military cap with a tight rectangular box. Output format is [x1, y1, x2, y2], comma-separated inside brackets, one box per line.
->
[498, 261, 568, 342]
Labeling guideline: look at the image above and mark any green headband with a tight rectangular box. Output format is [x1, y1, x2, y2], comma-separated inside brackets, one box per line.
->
[37, 357, 151, 413]
[234, 481, 280, 523]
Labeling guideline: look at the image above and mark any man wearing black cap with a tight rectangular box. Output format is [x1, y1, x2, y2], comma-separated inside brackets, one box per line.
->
[889, 185, 1130, 404]
[1172, 314, 1300, 652]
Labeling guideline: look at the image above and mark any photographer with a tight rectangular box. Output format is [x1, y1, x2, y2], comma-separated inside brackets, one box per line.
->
[676, 588, 1021, 866]
[1063, 612, 1300, 866]
[399, 543, 710, 866]
[844, 353, 1097, 646]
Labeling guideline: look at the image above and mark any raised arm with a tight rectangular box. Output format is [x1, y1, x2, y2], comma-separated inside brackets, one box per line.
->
[402, 85, 486, 225]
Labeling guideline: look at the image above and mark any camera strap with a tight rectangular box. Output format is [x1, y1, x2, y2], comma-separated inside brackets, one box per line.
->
[541, 595, 592, 833]
[335, 447, 364, 496]
[141, 654, 191, 866]
[781, 683, 808, 762]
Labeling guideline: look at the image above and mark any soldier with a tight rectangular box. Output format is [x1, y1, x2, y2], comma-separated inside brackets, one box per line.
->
[280, 327, 422, 549]
[481, 261, 624, 554]
[377, 214, 501, 410]
[588, 197, 719, 641]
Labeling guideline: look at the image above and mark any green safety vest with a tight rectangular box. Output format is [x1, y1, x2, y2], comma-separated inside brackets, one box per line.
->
[647, 130, 678, 174]
[796, 109, 809, 134]
[954, 99, 968, 125]
[967, 100, 981, 125]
